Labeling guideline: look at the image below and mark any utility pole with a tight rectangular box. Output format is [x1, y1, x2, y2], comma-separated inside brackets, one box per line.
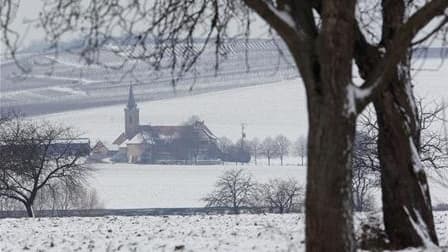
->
[241, 123, 246, 150]
[240, 123, 247, 165]
[443, 99, 448, 155]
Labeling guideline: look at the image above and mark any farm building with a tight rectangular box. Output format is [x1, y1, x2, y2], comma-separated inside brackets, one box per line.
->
[111, 86, 221, 164]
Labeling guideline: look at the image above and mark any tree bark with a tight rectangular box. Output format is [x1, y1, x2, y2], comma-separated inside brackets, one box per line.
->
[304, 1, 357, 250]
[353, 1, 439, 245]
[372, 0, 438, 247]
[24, 203, 35, 217]
[244, 0, 357, 250]
[374, 73, 438, 248]
[306, 97, 357, 252]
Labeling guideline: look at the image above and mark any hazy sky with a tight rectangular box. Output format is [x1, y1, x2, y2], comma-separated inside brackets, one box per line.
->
[2, 1, 270, 52]
[2, 0, 44, 49]
[1, 1, 445, 53]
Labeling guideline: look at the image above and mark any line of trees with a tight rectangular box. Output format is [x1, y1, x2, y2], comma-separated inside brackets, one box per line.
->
[219, 135, 307, 166]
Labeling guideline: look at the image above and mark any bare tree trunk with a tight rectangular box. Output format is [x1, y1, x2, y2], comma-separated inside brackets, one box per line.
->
[232, 195, 239, 214]
[304, 1, 357, 250]
[24, 203, 35, 217]
[352, 0, 439, 245]
[306, 99, 356, 251]
[372, 0, 438, 247]
[375, 76, 438, 248]
[280, 155, 283, 166]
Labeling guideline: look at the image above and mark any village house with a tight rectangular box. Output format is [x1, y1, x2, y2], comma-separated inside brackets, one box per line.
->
[110, 85, 221, 164]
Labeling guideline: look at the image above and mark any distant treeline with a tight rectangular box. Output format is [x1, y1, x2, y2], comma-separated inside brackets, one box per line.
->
[218, 134, 307, 166]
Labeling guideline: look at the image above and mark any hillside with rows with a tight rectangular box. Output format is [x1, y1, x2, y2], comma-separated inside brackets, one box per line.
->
[2, 39, 445, 116]
[1, 39, 298, 115]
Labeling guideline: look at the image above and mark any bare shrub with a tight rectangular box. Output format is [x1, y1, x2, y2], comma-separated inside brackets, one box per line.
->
[203, 168, 256, 214]
[35, 181, 104, 213]
[352, 132, 380, 212]
[258, 178, 304, 213]
[358, 215, 389, 251]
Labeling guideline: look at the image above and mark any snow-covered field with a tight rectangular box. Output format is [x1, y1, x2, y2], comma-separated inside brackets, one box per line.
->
[36, 57, 448, 209]
[1, 51, 447, 252]
[0, 212, 447, 251]
[38, 58, 448, 143]
[89, 163, 448, 210]
[39, 79, 308, 143]
[90, 164, 304, 209]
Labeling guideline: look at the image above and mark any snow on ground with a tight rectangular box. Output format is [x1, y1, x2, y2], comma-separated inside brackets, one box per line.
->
[90, 163, 448, 210]
[37, 58, 448, 209]
[0, 212, 447, 252]
[36, 58, 448, 145]
[1, 214, 302, 252]
[38, 78, 308, 143]
[90, 164, 304, 209]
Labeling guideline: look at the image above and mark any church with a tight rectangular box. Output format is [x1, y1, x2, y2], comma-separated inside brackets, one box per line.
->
[112, 86, 221, 164]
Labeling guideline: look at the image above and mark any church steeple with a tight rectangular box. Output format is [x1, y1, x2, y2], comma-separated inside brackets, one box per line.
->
[124, 84, 140, 139]
[127, 84, 137, 109]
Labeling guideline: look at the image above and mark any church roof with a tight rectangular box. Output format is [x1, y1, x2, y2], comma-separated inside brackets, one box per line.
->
[128, 131, 154, 144]
[112, 133, 127, 145]
[113, 121, 218, 145]
[139, 122, 217, 140]
[119, 139, 129, 148]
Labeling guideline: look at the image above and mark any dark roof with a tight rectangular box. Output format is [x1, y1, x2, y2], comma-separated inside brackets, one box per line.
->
[140, 125, 190, 137]
[139, 122, 217, 140]
[113, 121, 218, 146]
[92, 140, 108, 150]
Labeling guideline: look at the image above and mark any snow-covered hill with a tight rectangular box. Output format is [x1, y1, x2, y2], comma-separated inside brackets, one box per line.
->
[2, 40, 446, 116]
[1, 40, 298, 115]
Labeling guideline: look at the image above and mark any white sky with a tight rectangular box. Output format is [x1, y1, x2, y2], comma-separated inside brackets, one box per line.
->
[1, 1, 446, 53]
[1, 1, 271, 52]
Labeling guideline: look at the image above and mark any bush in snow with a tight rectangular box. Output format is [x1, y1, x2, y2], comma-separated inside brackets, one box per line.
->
[256, 178, 304, 213]
[34, 181, 104, 213]
[203, 169, 304, 214]
[202, 168, 256, 214]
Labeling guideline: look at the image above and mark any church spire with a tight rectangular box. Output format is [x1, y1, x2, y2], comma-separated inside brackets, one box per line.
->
[124, 84, 140, 139]
[127, 84, 137, 109]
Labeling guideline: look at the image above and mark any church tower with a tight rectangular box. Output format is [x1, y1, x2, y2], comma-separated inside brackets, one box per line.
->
[124, 85, 140, 139]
